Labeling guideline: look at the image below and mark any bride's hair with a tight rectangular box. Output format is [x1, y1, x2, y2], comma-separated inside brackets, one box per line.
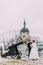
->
[33, 40, 35, 43]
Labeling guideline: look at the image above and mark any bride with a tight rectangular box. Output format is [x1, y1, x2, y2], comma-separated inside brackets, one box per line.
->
[29, 40, 39, 60]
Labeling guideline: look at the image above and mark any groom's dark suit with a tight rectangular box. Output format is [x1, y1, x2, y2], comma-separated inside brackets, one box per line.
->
[27, 42, 31, 56]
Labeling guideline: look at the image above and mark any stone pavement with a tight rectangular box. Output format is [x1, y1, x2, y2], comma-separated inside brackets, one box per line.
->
[0, 57, 43, 65]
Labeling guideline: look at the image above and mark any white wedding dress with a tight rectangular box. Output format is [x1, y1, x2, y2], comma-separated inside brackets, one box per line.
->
[29, 41, 39, 59]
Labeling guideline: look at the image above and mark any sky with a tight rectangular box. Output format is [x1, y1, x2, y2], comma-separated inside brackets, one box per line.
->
[0, 0, 43, 40]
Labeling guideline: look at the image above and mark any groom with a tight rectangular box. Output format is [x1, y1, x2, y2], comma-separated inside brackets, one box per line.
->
[27, 41, 32, 56]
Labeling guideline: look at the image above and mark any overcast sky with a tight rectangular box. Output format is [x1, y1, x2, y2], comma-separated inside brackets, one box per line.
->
[0, 0, 43, 40]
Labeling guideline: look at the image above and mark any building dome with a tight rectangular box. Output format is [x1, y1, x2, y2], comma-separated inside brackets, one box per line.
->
[20, 27, 29, 33]
[20, 20, 29, 33]
[19, 20, 30, 42]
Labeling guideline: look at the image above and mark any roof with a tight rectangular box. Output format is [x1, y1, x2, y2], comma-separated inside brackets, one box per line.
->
[20, 27, 29, 33]
[20, 20, 29, 33]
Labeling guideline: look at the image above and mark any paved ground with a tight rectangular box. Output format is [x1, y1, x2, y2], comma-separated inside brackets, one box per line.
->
[0, 57, 43, 65]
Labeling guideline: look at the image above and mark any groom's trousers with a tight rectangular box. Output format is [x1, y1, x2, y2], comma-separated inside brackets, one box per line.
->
[27, 43, 31, 56]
